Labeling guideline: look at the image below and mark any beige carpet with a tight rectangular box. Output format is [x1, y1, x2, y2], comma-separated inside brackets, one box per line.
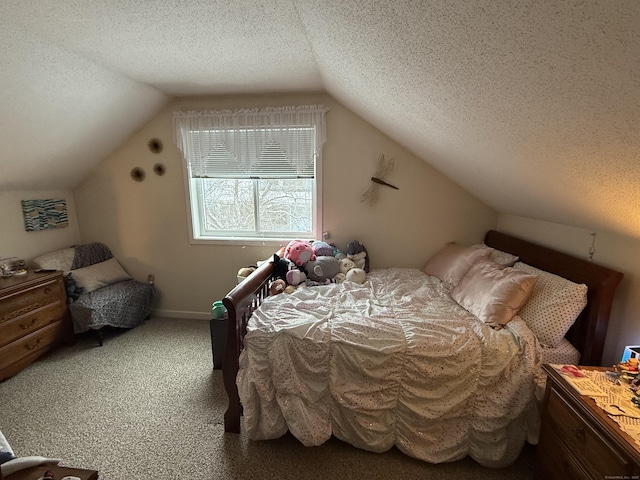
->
[0, 318, 536, 479]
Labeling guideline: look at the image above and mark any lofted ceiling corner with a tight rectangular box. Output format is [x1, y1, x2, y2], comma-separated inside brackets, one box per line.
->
[295, 0, 640, 238]
[0, 19, 171, 191]
[1, 1, 639, 239]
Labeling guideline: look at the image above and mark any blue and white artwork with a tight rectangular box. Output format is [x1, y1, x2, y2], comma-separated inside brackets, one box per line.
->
[21, 198, 68, 231]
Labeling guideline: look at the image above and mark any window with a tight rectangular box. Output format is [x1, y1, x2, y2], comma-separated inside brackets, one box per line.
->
[174, 106, 328, 244]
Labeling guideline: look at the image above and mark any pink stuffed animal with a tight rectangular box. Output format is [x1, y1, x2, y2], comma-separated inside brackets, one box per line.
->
[284, 240, 316, 267]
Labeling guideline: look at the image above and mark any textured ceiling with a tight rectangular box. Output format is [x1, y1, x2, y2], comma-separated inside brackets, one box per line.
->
[1, 1, 639, 238]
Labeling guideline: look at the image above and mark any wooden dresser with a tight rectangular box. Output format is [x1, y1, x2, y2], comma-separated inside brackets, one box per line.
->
[537, 364, 640, 479]
[0, 270, 72, 381]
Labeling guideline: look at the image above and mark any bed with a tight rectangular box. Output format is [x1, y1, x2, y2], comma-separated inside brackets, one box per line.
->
[221, 230, 623, 467]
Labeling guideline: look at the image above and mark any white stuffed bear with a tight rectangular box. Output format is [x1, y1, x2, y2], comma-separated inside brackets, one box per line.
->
[346, 268, 367, 284]
[348, 251, 367, 271]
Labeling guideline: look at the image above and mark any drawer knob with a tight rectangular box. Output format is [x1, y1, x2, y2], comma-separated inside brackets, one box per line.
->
[20, 318, 38, 330]
[44, 287, 52, 294]
[25, 338, 42, 350]
[572, 425, 586, 442]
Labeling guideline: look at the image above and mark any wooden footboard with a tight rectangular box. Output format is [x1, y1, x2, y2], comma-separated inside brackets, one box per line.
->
[222, 259, 276, 433]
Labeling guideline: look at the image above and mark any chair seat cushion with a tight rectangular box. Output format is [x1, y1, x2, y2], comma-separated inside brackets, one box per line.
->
[69, 280, 157, 333]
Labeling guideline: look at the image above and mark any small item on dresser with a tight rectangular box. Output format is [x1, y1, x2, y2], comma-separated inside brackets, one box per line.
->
[42, 470, 56, 480]
[559, 364, 586, 378]
[617, 357, 640, 373]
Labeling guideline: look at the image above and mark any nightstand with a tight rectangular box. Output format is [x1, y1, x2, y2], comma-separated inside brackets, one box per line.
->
[537, 364, 640, 479]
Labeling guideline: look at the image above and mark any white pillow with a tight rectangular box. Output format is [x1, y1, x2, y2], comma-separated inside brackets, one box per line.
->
[513, 262, 588, 347]
[31, 247, 75, 273]
[423, 243, 493, 287]
[471, 243, 519, 267]
[452, 260, 538, 328]
[70, 257, 131, 292]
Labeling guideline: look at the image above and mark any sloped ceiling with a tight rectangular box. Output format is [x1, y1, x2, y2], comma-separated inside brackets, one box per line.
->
[1, 1, 639, 238]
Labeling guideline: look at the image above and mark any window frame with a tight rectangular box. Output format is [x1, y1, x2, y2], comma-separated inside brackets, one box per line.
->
[182, 137, 323, 247]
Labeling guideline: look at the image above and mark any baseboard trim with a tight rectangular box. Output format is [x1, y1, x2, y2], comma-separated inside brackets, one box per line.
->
[154, 309, 210, 320]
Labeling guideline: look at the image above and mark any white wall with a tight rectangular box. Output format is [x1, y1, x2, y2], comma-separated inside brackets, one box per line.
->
[73, 92, 498, 318]
[498, 214, 640, 366]
[0, 190, 81, 261]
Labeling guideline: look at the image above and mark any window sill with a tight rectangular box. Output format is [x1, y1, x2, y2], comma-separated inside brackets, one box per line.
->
[189, 237, 297, 247]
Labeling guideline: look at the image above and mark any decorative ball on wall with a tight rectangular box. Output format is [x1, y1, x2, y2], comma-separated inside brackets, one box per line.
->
[130, 167, 146, 182]
[153, 163, 166, 176]
[148, 138, 163, 154]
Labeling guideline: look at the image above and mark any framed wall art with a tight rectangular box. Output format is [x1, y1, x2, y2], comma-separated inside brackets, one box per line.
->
[21, 198, 68, 231]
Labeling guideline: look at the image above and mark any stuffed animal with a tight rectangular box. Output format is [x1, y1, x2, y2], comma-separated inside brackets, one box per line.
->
[312, 241, 334, 257]
[333, 272, 347, 283]
[346, 268, 367, 284]
[306, 278, 338, 287]
[269, 279, 287, 295]
[349, 252, 366, 271]
[272, 254, 293, 281]
[284, 240, 316, 267]
[339, 258, 356, 275]
[64, 272, 84, 301]
[305, 256, 340, 282]
[237, 266, 255, 278]
[331, 244, 346, 260]
[347, 240, 369, 272]
[286, 269, 307, 286]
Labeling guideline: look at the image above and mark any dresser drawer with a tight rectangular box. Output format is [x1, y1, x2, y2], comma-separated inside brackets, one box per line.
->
[0, 320, 66, 373]
[546, 385, 631, 477]
[0, 302, 64, 349]
[537, 422, 594, 480]
[0, 278, 63, 324]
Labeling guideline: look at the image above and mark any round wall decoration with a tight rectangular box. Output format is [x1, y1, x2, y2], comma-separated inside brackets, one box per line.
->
[153, 163, 166, 176]
[148, 138, 163, 154]
[130, 167, 146, 182]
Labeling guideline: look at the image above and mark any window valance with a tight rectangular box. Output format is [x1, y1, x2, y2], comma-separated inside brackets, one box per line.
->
[173, 105, 329, 178]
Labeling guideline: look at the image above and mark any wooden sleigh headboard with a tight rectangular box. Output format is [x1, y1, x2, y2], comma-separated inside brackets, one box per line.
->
[484, 230, 623, 367]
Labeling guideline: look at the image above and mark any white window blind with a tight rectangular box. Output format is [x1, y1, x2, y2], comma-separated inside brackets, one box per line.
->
[173, 105, 328, 179]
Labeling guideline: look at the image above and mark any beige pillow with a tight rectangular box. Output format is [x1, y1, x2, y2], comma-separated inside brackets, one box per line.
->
[70, 258, 131, 292]
[452, 260, 538, 328]
[513, 262, 588, 347]
[423, 243, 493, 287]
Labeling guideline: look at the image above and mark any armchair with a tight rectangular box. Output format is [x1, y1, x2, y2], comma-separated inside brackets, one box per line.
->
[32, 243, 157, 345]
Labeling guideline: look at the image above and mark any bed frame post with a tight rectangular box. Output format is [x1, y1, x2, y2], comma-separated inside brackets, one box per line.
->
[221, 297, 242, 433]
[221, 260, 276, 433]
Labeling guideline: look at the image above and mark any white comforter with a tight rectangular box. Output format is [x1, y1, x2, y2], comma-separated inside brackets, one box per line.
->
[237, 268, 542, 467]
